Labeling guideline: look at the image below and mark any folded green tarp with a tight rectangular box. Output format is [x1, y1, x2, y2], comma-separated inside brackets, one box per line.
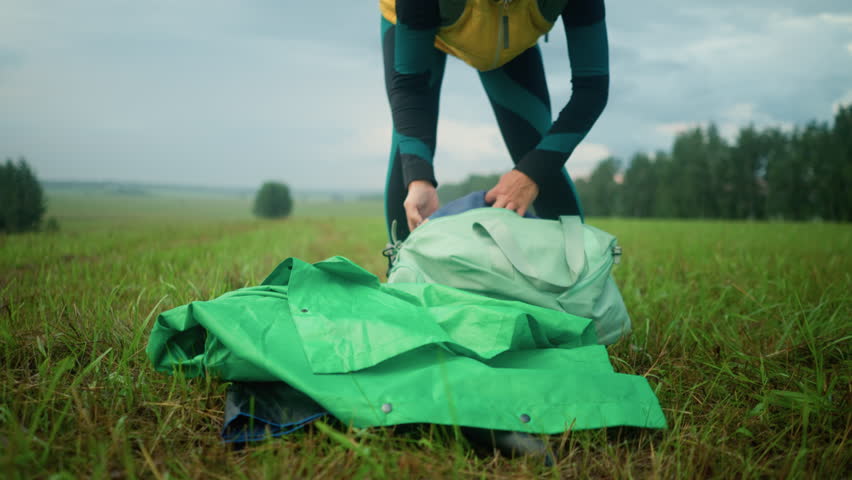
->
[147, 256, 667, 433]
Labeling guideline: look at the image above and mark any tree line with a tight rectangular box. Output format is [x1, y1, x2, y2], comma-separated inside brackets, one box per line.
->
[439, 105, 851, 221]
[576, 105, 852, 221]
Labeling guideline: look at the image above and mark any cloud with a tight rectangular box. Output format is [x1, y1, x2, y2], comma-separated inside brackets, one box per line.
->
[0, 48, 23, 71]
[434, 119, 506, 180]
[818, 13, 852, 25]
[0, 2, 392, 189]
[655, 122, 701, 136]
[592, 2, 852, 161]
[568, 143, 612, 178]
[436, 119, 610, 182]
[653, 103, 794, 144]
[833, 90, 852, 114]
[315, 118, 506, 189]
[2, 1, 851, 190]
[339, 125, 391, 158]
[717, 103, 794, 139]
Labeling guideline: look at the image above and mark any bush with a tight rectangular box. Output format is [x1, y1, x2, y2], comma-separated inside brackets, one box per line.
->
[45, 217, 60, 233]
[0, 157, 46, 233]
[253, 182, 293, 219]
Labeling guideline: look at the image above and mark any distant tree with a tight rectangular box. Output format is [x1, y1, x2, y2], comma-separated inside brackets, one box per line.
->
[253, 182, 293, 218]
[670, 127, 716, 218]
[582, 157, 621, 216]
[703, 124, 729, 218]
[832, 105, 852, 221]
[650, 150, 677, 218]
[809, 105, 852, 222]
[767, 127, 815, 220]
[45, 217, 60, 233]
[0, 157, 46, 233]
[759, 128, 791, 219]
[725, 126, 771, 219]
[621, 152, 657, 217]
[573, 177, 591, 213]
[798, 121, 840, 221]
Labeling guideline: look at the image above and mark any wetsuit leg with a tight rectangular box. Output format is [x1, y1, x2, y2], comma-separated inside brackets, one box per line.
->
[381, 17, 447, 241]
[478, 45, 584, 220]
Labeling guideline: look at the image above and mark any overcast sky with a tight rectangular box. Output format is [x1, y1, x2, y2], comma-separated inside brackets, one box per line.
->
[1, 1, 850, 191]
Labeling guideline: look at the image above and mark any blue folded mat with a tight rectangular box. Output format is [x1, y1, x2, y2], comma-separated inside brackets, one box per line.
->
[430, 191, 537, 220]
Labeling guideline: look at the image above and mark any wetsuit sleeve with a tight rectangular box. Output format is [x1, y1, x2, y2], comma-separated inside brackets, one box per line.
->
[388, 0, 442, 187]
[514, 0, 609, 189]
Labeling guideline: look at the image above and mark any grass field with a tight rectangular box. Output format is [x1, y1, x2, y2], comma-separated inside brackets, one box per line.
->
[1, 192, 850, 478]
[43, 191, 384, 222]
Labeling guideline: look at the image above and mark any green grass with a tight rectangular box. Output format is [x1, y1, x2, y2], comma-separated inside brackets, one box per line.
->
[44, 191, 384, 223]
[1, 198, 850, 478]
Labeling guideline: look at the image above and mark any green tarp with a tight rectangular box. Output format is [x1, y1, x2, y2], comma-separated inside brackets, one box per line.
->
[147, 256, 666, 433]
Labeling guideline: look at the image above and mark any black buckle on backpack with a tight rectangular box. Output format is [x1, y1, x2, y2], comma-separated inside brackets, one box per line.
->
[383, 220, 402, 277]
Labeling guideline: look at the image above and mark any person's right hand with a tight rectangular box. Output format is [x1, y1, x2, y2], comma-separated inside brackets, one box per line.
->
[404, 180, 439, 233]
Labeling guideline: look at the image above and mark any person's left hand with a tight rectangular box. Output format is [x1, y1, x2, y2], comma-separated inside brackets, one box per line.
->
[485, 169, 539, 216]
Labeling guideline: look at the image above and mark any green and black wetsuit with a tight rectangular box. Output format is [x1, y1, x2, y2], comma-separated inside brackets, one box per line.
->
[382, 0, 609, 240]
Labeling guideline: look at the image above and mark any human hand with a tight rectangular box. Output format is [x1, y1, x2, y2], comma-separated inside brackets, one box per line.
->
[404, 180, 439, 232]
[485, 169, 539, 216]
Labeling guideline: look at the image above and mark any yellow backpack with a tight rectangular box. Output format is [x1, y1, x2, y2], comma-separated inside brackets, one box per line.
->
[380, 0, 553, 71]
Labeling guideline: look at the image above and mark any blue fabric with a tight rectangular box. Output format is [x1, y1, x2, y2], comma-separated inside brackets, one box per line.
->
[222, 381, 327, 443]
[430, 191, 538, 220]
[222, 411, 326, 444]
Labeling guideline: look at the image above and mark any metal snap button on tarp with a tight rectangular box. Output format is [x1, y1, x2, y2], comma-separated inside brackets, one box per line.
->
[381, 403, 393, 413]
[520, 414, 531, 423]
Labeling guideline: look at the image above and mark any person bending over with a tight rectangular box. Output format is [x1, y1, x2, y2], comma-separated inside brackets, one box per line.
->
[381, 0, 609, 239]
